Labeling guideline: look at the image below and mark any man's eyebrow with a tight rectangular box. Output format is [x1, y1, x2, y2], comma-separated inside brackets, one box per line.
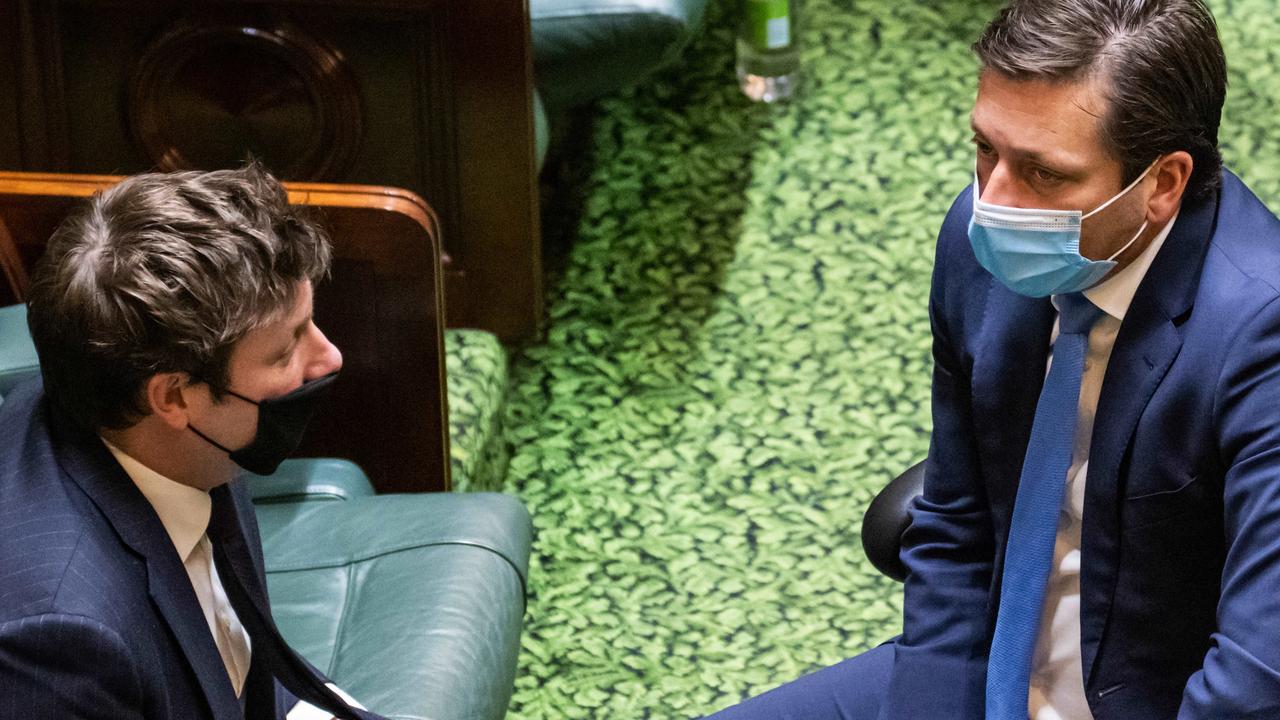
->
[274, 315, 310, 354]
[968, 119, 1074, 170]
[292, 314, 312, 339]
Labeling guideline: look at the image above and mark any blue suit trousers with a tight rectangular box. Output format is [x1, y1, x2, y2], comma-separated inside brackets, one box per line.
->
[700, 643, 893, 720]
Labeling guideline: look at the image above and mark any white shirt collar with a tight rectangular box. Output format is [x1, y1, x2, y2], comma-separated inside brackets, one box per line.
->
[1079, 210, 1181, 321]
[102, 439, 212, 563]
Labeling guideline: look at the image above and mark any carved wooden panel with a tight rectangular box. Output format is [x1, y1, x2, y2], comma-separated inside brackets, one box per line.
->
[129, 15, 363, 180]
[1, 0, 541, 341]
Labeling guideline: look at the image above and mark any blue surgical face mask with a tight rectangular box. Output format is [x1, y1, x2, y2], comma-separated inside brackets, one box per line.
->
[967, 164, 1154, 297]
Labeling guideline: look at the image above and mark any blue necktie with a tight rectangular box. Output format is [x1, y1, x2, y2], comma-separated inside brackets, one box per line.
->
[986, 292, 1104, 720]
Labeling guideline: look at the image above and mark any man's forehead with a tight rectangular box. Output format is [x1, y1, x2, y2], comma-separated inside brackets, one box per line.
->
[971, 70, 1109, 165]
[239, 281, 312, 345]
[283, 280, 314, 322]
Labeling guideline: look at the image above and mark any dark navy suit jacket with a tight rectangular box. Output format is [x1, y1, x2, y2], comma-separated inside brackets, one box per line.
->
[884, 171, 1280, 719]
[0, 379, 370, 719]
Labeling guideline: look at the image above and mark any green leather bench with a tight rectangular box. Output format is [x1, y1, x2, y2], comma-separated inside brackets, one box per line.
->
[532, 0, 711, 110]
[530, 0, 710, 175]
[0, 304, 531, 720]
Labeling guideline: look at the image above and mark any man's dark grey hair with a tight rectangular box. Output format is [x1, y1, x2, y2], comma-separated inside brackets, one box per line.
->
[975, 0, 1227, 200]
[26, 163, 332, 431]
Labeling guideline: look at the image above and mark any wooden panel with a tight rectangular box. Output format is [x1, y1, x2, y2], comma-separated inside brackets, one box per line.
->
[444, 0, 542, 339]
[0, 171, 450, 493]
[1, 0, 541, 341]
[0, 217, 28, 301]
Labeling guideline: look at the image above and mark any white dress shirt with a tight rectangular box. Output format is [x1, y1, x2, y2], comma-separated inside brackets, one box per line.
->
[103, 441, 364, 718]
[103, 441, 253, 697]
[1028, 212, 1179, 720]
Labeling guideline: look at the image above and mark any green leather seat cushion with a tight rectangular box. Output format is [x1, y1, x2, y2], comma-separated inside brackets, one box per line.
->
[534, 89, 550, 173]
[532, 0, 709, 108]
[255, 488, 532, 720]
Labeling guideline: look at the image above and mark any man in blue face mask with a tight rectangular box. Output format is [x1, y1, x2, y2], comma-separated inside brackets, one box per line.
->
[703, 1, 1280, 719]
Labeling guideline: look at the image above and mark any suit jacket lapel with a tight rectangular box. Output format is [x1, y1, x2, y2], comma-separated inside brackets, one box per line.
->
[208, 484, 270, 616]
[208, 485, 370, 720]
[50, 412, 242, 719]
[971, 278, 1056, 531]
[1079, 186, 1218, 687]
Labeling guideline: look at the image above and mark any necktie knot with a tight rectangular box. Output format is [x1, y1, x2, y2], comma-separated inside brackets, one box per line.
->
[1056, 292, 1104, 336]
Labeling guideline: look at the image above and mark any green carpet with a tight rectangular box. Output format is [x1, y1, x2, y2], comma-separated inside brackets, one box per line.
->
[501, 1, 1280, 717]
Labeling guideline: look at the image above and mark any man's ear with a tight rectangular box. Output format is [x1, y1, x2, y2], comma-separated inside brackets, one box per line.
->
[145, 373, 193, 431]
[1147, 151, 1194, 225]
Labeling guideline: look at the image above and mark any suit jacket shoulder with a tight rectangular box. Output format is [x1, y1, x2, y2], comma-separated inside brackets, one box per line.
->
[1196, 171, 1280, 311]
[0, 378, 256, 719]
[0, 379, 143, 626]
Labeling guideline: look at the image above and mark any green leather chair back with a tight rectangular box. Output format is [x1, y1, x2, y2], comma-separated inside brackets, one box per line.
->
[0, 304, 38, 397]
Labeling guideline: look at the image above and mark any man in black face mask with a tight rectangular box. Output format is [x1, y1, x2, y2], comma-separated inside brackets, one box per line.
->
[0, 164, 387, 719]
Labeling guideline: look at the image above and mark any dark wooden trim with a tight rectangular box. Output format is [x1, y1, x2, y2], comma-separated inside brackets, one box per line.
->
[0, 217, 29, 304]
[446, 0, 542, 339]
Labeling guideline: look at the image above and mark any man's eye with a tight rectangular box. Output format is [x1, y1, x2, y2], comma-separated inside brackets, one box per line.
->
[972, 138, 995, 156]
[1033, 167, 1062, 183]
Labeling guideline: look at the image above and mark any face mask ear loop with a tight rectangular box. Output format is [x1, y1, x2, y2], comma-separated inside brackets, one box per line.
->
[1104, 221, 1149, 263]
[222, 389, 259, 406]
[1082, 159, 1160, 220]
[189, 424, 236, 455]
[183, 379, 254, 454]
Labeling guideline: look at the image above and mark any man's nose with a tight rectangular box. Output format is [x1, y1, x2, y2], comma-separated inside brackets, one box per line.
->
[304, 324, 343, 381]
[978, 163, 1022, 207]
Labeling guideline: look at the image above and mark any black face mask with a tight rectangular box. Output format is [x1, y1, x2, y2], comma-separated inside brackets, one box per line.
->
[189, 371, 338, 476]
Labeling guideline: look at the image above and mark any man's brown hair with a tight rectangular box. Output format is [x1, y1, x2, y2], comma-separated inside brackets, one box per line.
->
[26, 163, 331, 431]
[975, 0, 1227, 199]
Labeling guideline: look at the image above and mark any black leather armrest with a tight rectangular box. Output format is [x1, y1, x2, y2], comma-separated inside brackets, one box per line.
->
[861, 459, 926, 582]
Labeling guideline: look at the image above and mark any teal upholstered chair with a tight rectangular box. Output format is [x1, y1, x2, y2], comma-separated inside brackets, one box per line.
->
[0, 304, 532, 720]
[532, 0, 711, 111]
[249, 465, 531, 719]
[0, 304, 36, 400]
